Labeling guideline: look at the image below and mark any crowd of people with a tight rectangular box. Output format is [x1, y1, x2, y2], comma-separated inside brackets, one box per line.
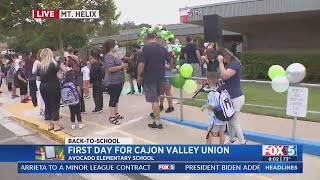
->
[0, 32, 246, 145]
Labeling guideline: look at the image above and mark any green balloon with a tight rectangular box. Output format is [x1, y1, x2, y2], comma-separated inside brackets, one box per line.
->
[183, 80, 197, 94]
[268, 65, 285, 80]
[172, 75, 186, 88]
[180, 64, 193, 78]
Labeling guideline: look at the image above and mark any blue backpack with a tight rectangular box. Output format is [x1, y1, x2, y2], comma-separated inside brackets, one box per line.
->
[61, 82, 79, 106]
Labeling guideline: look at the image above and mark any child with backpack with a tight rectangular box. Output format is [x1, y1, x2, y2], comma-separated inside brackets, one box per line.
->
[62, 70, 84, 130]
[201, 72, 229, 144]
[73, 63, 86, 114]
[16, 61, 28, 103]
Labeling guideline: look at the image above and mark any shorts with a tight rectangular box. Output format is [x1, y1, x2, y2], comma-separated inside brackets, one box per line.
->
[207, 124, 226, 137]
[19, 83, 28, 95]
[190, 63, 202, 78]
[83, 80, 89, 89]
[144, 82, 162, 103]
[164, 70, 173, 84]
[202, 68, 207, 77]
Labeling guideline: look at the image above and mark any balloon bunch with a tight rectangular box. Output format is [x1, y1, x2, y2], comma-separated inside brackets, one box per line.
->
[171, 44, 184, 69]
[137, 25, 174, 46]
[268, 63, 306, 93]
[137, 25, 184, 68]
[171, 64, 197, 94]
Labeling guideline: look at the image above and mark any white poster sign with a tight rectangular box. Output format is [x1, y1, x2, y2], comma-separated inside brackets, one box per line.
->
[286, 87, 308, 117]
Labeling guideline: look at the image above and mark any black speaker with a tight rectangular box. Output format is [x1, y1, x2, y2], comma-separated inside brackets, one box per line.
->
[203, 15, 222, 43]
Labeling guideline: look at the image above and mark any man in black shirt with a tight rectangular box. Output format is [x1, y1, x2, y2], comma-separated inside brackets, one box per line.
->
[137, 32, 173, 130]
[89, 52, 104, 113]
[123, 44, 142, 94]
[182, 35, 202, 84]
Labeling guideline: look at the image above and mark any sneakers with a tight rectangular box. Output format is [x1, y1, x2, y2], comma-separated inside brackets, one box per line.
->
[135, 92, 143, 96]
[224, 140, 237, 145]
[149, 113, 155, 119]
[148, 122, 163, 130]
[72, 124, 85, 129]
[92, 109, 102, 114]
[160, 105, 164, 112]
[165, 106, 174, 113]
[21, 99, 28, 103]
[203, 86, 211, 92]
[11, 94, 19, 99]
[79, 124, 85, 129]
[81, 112, 87, 115]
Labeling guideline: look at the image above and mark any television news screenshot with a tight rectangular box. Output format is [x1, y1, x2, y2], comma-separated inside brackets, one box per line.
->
[0, 0, 319, 180]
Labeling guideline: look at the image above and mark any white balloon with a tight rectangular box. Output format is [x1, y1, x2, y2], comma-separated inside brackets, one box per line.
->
[271, 76, 289, 93]
[286, 63, 306, 83]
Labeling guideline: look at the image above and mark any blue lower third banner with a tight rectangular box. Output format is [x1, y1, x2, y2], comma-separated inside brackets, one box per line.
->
[18, 162, 303, 174]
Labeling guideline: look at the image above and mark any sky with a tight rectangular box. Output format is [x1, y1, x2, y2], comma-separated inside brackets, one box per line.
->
[114, 0, 234, 25]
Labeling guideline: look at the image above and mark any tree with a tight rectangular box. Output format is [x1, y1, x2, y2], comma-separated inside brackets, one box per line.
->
[0, 0, 120, 53]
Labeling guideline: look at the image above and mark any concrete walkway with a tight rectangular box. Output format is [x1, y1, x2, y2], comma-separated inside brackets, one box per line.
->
[1, 82, 320, 180]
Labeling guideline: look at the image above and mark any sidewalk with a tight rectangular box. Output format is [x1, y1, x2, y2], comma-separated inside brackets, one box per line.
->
[1, 82, 320, 180]
[1, 81, 320, 142]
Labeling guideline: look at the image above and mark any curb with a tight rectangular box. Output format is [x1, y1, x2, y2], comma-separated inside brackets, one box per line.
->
[161, 115, 320, 156]
[10, 116, 71, 144]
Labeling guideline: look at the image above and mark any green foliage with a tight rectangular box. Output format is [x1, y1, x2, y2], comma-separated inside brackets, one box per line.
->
[63, 34, 88, 49]
[193, 35, 204, 48]
[1, 0, 119, 52]
[240, 52, 320, 82]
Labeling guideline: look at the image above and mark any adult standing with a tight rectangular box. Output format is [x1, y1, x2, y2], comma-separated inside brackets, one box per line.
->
[182, 35, 202, 85]
[32, 49, 45, 115]
[39, 48, 63, 132]
[25, 52, 37, 107]
[217, 48, 247, 145]
[137, 32, 173, 130]
[11, 54, 20, 98]
[89, 51, 104, 114]
[123, 44, 142, 94]
[104, 39, 127, 125]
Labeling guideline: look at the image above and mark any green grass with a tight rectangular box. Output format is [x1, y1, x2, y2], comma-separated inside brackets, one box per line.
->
[184, 83, 320, 122]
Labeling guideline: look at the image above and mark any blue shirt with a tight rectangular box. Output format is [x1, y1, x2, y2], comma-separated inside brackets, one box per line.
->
[221, 60, 243, 99]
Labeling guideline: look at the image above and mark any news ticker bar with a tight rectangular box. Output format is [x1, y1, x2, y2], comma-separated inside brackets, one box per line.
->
[0, 145, 303, 162]
[18, 162, 303, 174]
[32, 10, 99, 19]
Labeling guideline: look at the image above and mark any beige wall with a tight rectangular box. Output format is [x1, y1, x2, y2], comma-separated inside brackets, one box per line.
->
[244, 18, 320, 52]
[222, 11, 320, 52]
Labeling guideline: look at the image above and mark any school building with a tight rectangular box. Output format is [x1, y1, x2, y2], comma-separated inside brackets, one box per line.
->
[89, 23, 240, 46]
[179, 0, 320, 52]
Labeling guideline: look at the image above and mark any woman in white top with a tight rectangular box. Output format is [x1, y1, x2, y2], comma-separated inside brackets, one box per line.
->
[32, 49, 45, 116]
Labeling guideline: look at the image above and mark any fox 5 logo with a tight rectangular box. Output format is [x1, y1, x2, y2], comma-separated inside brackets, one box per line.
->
[262, 145, 297, 156]
[158, 164, 175, 170]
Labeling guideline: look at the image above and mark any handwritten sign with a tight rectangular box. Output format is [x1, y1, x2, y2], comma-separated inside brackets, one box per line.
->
[286, 87, 308, 117]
